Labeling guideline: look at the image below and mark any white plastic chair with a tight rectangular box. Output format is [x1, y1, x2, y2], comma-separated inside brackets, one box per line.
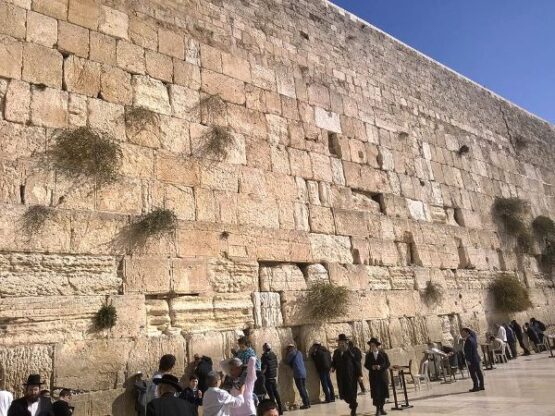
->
[414, 360, 430, 391]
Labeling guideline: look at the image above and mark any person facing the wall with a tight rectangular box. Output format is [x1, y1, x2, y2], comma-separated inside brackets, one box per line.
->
[260, 344, 283, 415]
[203, 372, 245, 416]
[309, 341, 335, 403]
[51, 389, 73, 416]
[285, 344, 310, 410]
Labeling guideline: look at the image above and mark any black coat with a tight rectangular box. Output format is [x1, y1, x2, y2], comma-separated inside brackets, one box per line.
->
[261, 350, 278, 380]
[178, 388, 201, 416]
[511, 322, 523, 340]
[194, 356, 213, 393]
[51, 400, 73, 416]
[8, 397, 54, 416]
[146, 394, 196, 416]
[332, 348, 362, 403]
[310, 346, 332, 373]
[364, 350, 390, 407]
[463, 332, 481, 366]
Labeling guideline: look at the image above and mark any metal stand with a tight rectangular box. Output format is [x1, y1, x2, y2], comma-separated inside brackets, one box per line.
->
[390, 369, 413, 411]
[390, 369, 404, 411]
[399, 370, 414, 409]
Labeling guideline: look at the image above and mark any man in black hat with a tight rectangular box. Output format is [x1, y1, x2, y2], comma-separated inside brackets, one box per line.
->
[146, 374, 196, 416]
[364, 338, 390, 416]
[7, 374, 53, 416]
[332, 334, 362, 416]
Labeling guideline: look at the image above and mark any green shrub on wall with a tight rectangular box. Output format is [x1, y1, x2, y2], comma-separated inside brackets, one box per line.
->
[94, 303, 118, 330]
[532, 215, 555, 239]
[492, 197, 533, 253]
[196, 125, 233, 161]
[116, 208, 178, 252]
[305, 282, 349, 321]
[422, 281, 443, 306]
[48, 127, 122, 188]
[22, 205, 52, 234]
[489, 275, 532, 313]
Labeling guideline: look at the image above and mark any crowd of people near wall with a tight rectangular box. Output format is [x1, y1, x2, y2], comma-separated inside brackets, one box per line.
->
[0, 318, 550, 416]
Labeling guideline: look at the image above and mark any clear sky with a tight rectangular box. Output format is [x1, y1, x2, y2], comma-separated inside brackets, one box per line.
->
[330, 0, 555, 124]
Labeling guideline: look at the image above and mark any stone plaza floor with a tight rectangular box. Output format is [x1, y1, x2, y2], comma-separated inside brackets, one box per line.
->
[287, 353, 555, 416]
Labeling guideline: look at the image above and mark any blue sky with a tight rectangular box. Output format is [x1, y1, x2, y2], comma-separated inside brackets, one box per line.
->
[331, 0, 555, 124]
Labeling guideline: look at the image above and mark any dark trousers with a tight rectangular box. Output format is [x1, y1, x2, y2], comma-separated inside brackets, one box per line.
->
[516, 335, 531, 355]
[468, 363, 484, 389]
[294, 377, 310, 406]
[265, 378, 283, 414]
[508, 341, 518, 359]
[318, 371, 335, 402]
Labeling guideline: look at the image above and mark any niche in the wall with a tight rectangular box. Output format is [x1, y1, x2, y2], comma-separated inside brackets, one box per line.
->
[351, 189, 386, 215]
[327, 131, 342, 158]
[455, 237, 472, 269]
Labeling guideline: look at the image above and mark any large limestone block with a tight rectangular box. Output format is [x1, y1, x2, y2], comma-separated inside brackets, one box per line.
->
[334, 208, 369, 237]
[87, 98, 125, 139]
[171, 258, 208, 294]
[237, 193, 279, 229]
[0, 35, 23, 79]
[4, 79, 30, 123]
[253, 292, 283, 328]
[328, 264, 392, 291]
[117, 40, 145, 74]
[26, 11, 57, 48]
[305, 264, 329, 285]
[63, 55, 101, 97]
[132, 75, 171, 115]
[53, 339, 133, 391]
[309, 233, 353, 263]
[177, 229, 221, 257]
[201, 69, 245, 105]
[314, 107, 341, 133]
[389, 267, 416, 290]
[0, 344, 53, 397]
[249, 327, 294, 359]
[95, 178, 142, 214]
[99, 5, 129, 39]
[22, 43, 63, 88]
[208, 257, 258, 293]
[30, 87, 68, 128]
[127, 335, 186, 378]
[0, 2, 26, 39]
[0, 253, 120, 297]
[0, 120, 45, 160]
[58, 21, 90, 58]
[259, 264, 306, 292]
[123, 256, 171, 294]
[90, 31, 116, 65]
[145, 299, 171, 335]
[70, 388, 133, 416]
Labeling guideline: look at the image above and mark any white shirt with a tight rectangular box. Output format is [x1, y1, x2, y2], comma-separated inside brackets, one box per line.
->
[497, 326, 507, 342]
[230, 357, 257, 416]
[27, 400, 39, 416]
[0, 390, 13, 416]
[203, 387, 244, 416]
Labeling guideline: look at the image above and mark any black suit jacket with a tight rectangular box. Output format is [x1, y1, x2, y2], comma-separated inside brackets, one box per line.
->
[146, 395, 196, 416]
[52, 400, 73, 416]
[8, 397, 54, 416]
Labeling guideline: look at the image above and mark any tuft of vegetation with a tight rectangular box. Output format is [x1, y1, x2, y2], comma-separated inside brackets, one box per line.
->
[116, 209, 178, 251]
[22, 205, 52, 234]
[532, 215, 555, 239]
[492, 197, 533, 252]
[94, 303, 118, 330]
[422, 281, 443, 306]
[196, 125, 233, 160]
[48, 127, 122, 188]
[489, 275, 532, 313]
[125, 107, 160, 132]
[305, 282, 349, 321]
[457, 145, 470, 156]
[513, 135, 527, 150]
[199, 95, 226, 124]
[540, 242, 555, 268]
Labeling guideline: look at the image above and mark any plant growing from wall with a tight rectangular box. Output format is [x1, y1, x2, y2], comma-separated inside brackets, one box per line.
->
[21, 205, 52, 234]
[489, 275, 532, 313]
[492, 197, 533, 253]
[422, 281, 443, 306]
[116, 208, 178, 251]
[457, 145, 470, 156]
[540, 242, 555, 268]
[199, 95, 226, 124]
[196, 125, 233, 161]
[125, 106, 160, 132]
[532, 215, 555, 240]
[48, 127, 122, 188]
[305, 282, 349, 321]
[93, 303, 118, 330]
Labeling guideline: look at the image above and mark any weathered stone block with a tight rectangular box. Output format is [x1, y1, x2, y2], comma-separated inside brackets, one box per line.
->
[22, 43, 63, 88]
[87, 98, 125, 138]
[101, 65, 132, 105]
[99, 5, 128, 39]
[158, 28, 184, 59]
[30, 87, 68, 128]
[0, 2, 26, 39]
[90, 31, 116, 65]
[174, 59, 201, 90]
[253, 292, 283, 328]
[26, 11, 57, 47]
[132, 75, 171, 115]
[259, 263, 306, 292]
[0, 344, 53, 397]
[32, 0, 68, 20]
[169, 84, 200, 121]
[68, 0, 100, 30]
[57, 21, 89, 58]
[0, 35, 22, 79]
[201, 69, 245, 105]
[308, 205, 335, 234]
[145, 50, 173, 82]
[314, 107, 341, 133]
[309, 233, 352, 263]
[4, 79, 30, 123]
[63, 55, 101, 97]
[117, 40, 145, 74]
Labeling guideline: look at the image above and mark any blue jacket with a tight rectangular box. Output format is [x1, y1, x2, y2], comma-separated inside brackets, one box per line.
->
[503, 325, 516, 343]
[463, 330, 481, 366]
[286, 349, 307, 379]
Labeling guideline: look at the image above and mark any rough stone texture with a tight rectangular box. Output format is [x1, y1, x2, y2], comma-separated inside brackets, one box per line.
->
[0, 0, 554, 414]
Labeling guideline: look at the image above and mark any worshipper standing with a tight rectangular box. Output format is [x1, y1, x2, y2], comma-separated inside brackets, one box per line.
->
[461, 327, 485, 392]
[348, 341, 367, 394]
[235, 337, 265, 402]
[524, 323, 541, 352]
[332, 334, 362, 416]
[260, 344, 283, 415]
[146, 374, 196, 416]
[203, 372, 245, 416]
[285, 344, 310, 409]
[309, 342, 335, 403]
[52, 389, 73, 416]
[364, 338, 390, 416]
[510, 320, 531, 355]
[0, 372, 13, 416]
[221, 356, 257, 416]
[530, 318, 546, 344]
[178, 375, 203, 416]
[7, 374, 53, 416]
[503, 323, 518, 359]
[147, 354, 177, 403]
[193, 354, 214, 394]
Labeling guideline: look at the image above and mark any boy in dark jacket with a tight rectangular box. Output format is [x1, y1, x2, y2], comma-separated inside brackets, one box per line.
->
[52, 389, 73, 416]
[309, 342, 335, 403]
[179, 375, 203, 416]
[260, 344, 283, 415]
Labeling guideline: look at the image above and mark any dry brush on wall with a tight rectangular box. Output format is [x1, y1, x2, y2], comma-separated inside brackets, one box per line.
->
[489, 274, 532, 314]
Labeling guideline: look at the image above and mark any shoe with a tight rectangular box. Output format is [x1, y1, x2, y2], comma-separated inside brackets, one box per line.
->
[380, 409, 388, 415]
[300, 405, 311, 410]
[469, 388, 480, 392]
[350, 410, 357, 416]
[479, 386, 485, 391]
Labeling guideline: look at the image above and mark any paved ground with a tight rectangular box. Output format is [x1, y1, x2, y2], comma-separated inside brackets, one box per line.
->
[287, 353, 555, 416]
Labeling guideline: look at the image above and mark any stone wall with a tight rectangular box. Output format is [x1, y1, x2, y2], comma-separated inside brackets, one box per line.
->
[0, 0, 554, 414]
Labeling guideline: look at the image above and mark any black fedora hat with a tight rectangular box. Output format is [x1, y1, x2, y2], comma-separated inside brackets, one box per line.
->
[24, 374, 45, 386]
[367, 337, 381, 346]
[153, 374, 182, 392]
[337, 333, 349, 342]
